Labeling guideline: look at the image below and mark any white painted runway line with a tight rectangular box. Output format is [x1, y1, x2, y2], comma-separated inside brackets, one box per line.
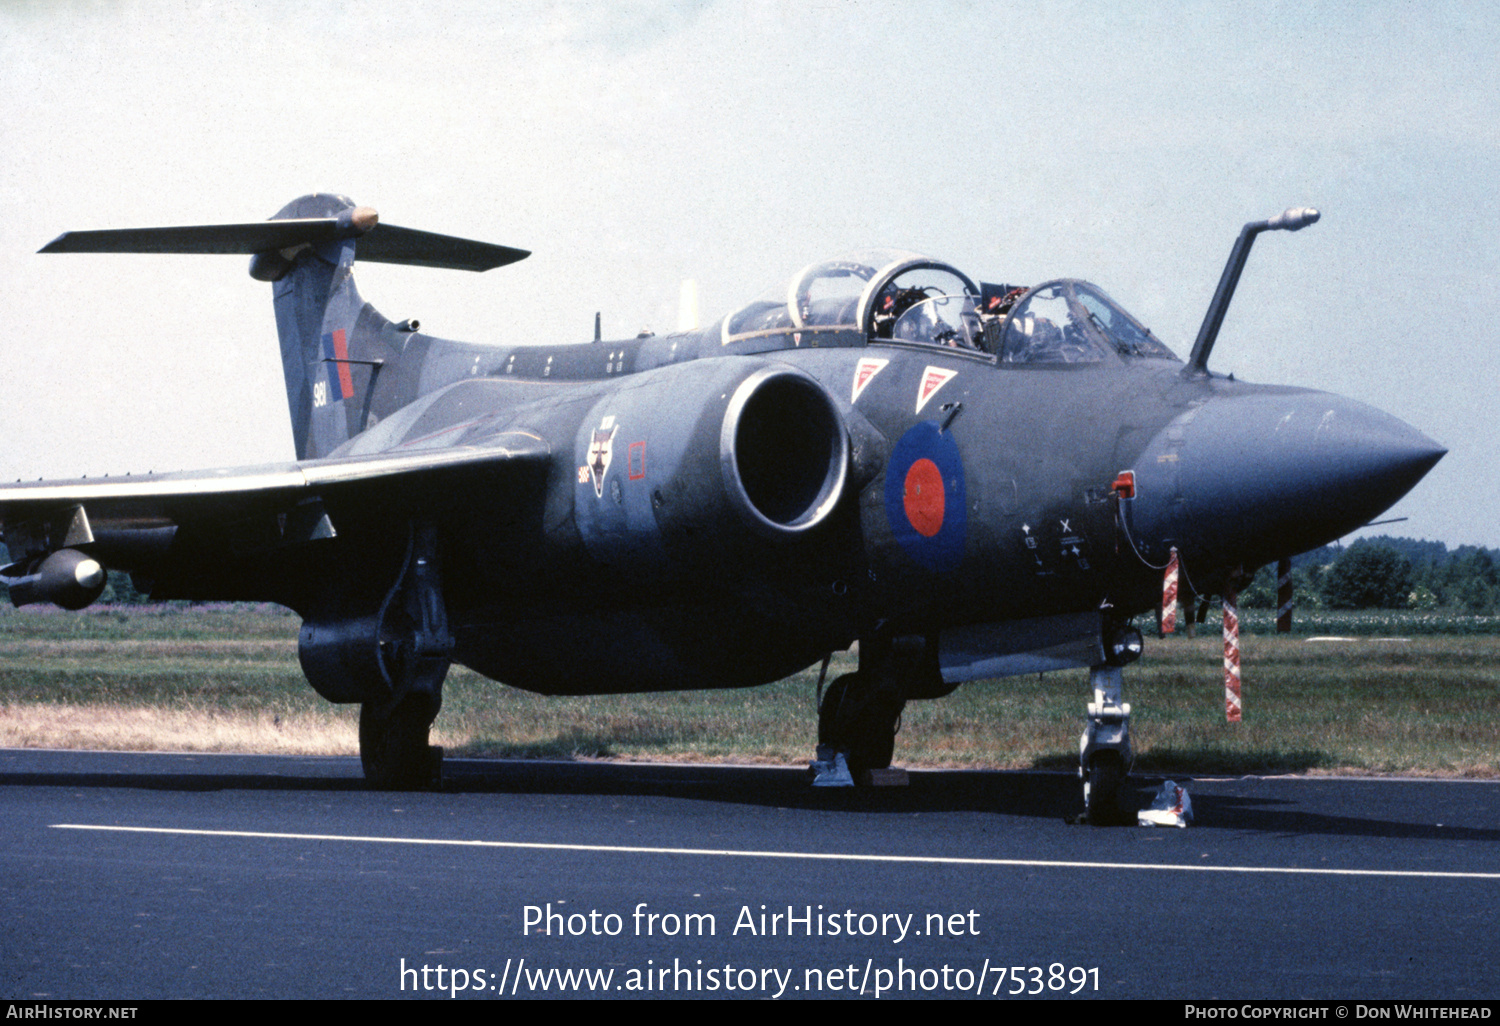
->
[51, 824, 1500, 881]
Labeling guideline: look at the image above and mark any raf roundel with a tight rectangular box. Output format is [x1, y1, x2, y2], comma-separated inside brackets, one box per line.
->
[883, 421, 966, 571]
[903, 458, 945, 537]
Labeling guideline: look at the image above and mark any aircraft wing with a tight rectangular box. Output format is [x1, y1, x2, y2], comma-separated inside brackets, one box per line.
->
[0, 434, 551, 598]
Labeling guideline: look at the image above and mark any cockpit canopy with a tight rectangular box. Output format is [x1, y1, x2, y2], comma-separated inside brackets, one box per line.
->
[722, 250, 978, 343]
[998, 279, 1177, 363]
[717, 250, 1177, 364]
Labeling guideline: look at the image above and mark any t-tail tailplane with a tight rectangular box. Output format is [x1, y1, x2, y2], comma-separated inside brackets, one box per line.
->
[39, 193, 529, 460]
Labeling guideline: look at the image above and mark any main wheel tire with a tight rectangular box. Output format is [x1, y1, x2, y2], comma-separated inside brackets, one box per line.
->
[359, 695, 440, 790]
[818, 672, 905, 779]
[817, 672, 857, 748]
[1085, 752, 1126, 825]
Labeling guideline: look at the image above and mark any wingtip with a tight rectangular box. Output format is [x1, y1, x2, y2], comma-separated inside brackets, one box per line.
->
[487, 245, 532, 270]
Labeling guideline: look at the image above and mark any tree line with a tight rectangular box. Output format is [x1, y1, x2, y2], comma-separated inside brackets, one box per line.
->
[1240, 536, 1500, 613]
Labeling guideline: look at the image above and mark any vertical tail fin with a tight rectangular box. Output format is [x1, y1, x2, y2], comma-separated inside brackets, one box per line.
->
[263, 194, 402, 460]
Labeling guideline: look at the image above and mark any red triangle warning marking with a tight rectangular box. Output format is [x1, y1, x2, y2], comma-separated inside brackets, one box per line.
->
[851, 357, 889, 404]
[915, 366, 957, 414]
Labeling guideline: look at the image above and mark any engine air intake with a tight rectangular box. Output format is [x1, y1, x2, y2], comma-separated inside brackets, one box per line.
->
[722, 369, 849, 534]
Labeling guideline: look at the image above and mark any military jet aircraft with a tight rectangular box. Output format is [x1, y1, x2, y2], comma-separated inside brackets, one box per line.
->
[0, 195, 1445, 818]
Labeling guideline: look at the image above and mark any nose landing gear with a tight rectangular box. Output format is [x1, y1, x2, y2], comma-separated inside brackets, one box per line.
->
[1078, 623, 1141, 823]
[1080, 698, 1130, 824]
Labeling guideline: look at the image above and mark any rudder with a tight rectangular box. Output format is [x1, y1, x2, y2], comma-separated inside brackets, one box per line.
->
[260, 193, 409, 460]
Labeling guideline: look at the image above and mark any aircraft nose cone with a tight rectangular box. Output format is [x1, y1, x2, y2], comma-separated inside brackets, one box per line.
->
[1129, 388, 1445, 570]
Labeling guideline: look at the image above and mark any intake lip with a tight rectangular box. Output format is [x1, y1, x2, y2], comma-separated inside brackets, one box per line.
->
[720, 367, 850, 536]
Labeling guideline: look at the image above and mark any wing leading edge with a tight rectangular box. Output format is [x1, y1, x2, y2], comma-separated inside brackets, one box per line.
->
[0, 434, 550, 605]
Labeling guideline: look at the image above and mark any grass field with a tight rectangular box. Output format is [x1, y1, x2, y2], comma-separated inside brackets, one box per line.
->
[1, 604, 1497, 777]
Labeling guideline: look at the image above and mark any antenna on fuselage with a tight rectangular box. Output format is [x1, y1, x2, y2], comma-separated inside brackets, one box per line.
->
[594, 311, 601, 342]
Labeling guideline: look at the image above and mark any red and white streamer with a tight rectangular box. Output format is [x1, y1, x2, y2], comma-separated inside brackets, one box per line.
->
[1161, 547, 1179, 635]
[1276, 557, 1293, 634]
[1223, 587, 1242, 722]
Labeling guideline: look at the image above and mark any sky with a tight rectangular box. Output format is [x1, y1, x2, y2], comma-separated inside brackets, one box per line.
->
[2, 0, 1497, 548]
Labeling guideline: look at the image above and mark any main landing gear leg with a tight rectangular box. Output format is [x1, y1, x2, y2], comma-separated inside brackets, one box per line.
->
[813, 671, 904, 787]
[1078, 663, 1133, 824]
[359, 522, 453, 790]
[812, 636, 913, 787]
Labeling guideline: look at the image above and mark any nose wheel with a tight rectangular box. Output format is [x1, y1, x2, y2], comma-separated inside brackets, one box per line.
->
[1083, 750, 1126, 824]
[1079, 663, 1133, 823]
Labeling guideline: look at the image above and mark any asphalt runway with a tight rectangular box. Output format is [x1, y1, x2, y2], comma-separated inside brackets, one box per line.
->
[1, 748, 1496, 1001]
